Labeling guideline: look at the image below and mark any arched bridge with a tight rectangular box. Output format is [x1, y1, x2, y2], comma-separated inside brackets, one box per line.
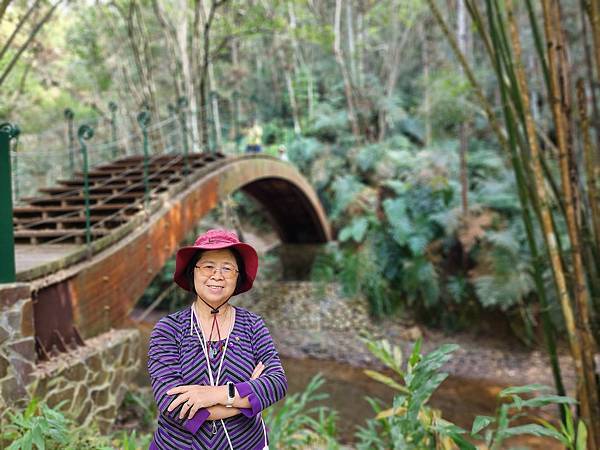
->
[12, 152, 330, 358]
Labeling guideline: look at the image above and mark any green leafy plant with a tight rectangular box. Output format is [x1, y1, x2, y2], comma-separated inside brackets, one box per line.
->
[356, 337, 462, 449]
[357, 336, 582, 450]
[0, 396, 152, 450]
[264, 374, 340, 449]
[470, 384, 578, 450]
[1, 397, 70, 450]
[538, 405, 588, 450]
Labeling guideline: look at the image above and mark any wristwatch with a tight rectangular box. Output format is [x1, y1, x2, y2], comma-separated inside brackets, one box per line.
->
[226, 382, 235, 408]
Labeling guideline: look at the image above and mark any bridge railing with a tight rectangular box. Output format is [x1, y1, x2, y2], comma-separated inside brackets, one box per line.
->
[9, 93, 254, 253]
[10, 92, 251, 206]
[11, 107, 186, 204]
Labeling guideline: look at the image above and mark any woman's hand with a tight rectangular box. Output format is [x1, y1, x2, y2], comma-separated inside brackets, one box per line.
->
[167, 361, 266, 420]
[250, 361, 265, 379]
[167, 385, 225, 419]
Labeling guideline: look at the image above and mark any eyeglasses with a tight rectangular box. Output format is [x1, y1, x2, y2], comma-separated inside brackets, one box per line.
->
[195, 263, 239, 279]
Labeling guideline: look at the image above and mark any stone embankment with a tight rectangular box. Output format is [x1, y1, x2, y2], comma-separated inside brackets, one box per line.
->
[0, 282, 141, 433]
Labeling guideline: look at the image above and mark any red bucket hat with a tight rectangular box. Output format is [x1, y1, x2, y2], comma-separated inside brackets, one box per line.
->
[173, 229, 258, 295]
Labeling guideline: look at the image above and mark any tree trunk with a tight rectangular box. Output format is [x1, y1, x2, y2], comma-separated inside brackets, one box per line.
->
[457, 0, 469, 215]
[378, 0, 413, 142]
[422, 21, 432, 147]
[173, 0, 200, 151]
[208, 61, 222, 148]
[151, 0, 184, 102]
[346, 1, 357, 82]
[357, 9, 365, 88]
[197, 0, 228, 150]
[334, 0, 361, 140]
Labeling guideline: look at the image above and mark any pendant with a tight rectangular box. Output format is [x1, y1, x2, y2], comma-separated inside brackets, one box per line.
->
[209, 344, 218, 358]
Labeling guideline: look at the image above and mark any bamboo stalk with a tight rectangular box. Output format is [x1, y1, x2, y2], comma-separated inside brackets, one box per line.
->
[542, 1, 600, 445]
[579, 0, 600, 148]
[504, 0, 567, 404]
[429, 0, 568, 404]
[586, 0, 600, 159]
[576, 79, 600, 251]
[576, 78, 600, 325]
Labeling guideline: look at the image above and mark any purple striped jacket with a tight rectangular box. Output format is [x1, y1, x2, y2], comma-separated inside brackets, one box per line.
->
[147, 305, 288, 449]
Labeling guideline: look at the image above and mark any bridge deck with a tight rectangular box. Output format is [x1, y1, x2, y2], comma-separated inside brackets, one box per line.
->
[15, 243, 79, 273]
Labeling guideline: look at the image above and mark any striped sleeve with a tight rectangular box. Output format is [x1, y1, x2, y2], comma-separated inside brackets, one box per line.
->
[235, 316, 288, 417]
[147, 316, 210, 434]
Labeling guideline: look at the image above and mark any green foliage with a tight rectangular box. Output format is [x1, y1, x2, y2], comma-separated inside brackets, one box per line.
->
[301, 126, 542, 332]
[472, 229, 535, 311]
[306, 102, 350, 142]
[1, 397, 70, 450]
[537, 405, 588, 450]
[469, 384, 578, 449]
[356, 336, 582, 450]
[265, 374, 340, 449]
[0, 397, 151, 450]
[287, 137, 322, 175]
[356, 337, 463, 450]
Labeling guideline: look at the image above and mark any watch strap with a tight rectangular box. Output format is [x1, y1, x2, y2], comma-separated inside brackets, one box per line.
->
[226, 382, 235, 407]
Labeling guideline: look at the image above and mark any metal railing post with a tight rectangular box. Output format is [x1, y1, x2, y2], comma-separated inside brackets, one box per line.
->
[12, 139, 19, 202]
[78, 125, 94, 254]
[137, 110, 151, 209]
[109, 101, 118, 159]
[64, 108, 75, 175]
[167, 103, 177, 154]
[0, 123, 20, 283]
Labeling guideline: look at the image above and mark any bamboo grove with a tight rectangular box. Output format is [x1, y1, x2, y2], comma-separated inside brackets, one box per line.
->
[426, 0, 600, 447]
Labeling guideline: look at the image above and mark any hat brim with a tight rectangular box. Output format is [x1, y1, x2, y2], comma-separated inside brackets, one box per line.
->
[173, 241, 258, 295]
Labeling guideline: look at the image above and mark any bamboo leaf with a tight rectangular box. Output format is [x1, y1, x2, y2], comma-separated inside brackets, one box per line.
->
[471, 415, 495, 435]
[375, 406, 407, 420]
[364, 370, 409, 393]
[576, 419, 588, 450]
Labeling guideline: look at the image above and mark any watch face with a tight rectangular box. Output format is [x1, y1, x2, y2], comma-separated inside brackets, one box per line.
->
[228, 382, 235, 399]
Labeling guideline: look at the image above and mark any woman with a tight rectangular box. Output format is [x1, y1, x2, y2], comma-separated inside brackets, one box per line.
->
[148, 229, 288, 449]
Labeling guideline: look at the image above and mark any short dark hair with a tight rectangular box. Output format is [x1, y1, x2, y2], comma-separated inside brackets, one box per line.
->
[184, 248, 246, 296]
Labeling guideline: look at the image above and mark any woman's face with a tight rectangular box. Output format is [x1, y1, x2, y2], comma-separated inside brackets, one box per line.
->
[193, 249, 238, 306]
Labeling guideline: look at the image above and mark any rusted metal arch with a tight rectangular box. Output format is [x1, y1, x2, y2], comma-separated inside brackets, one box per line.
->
[30, 155, 330, 341]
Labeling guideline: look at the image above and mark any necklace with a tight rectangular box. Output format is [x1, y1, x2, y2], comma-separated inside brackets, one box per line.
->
[195, 303, 231, 359]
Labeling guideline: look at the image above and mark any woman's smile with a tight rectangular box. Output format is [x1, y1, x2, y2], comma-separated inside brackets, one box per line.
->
[206, 284, 224, 293]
